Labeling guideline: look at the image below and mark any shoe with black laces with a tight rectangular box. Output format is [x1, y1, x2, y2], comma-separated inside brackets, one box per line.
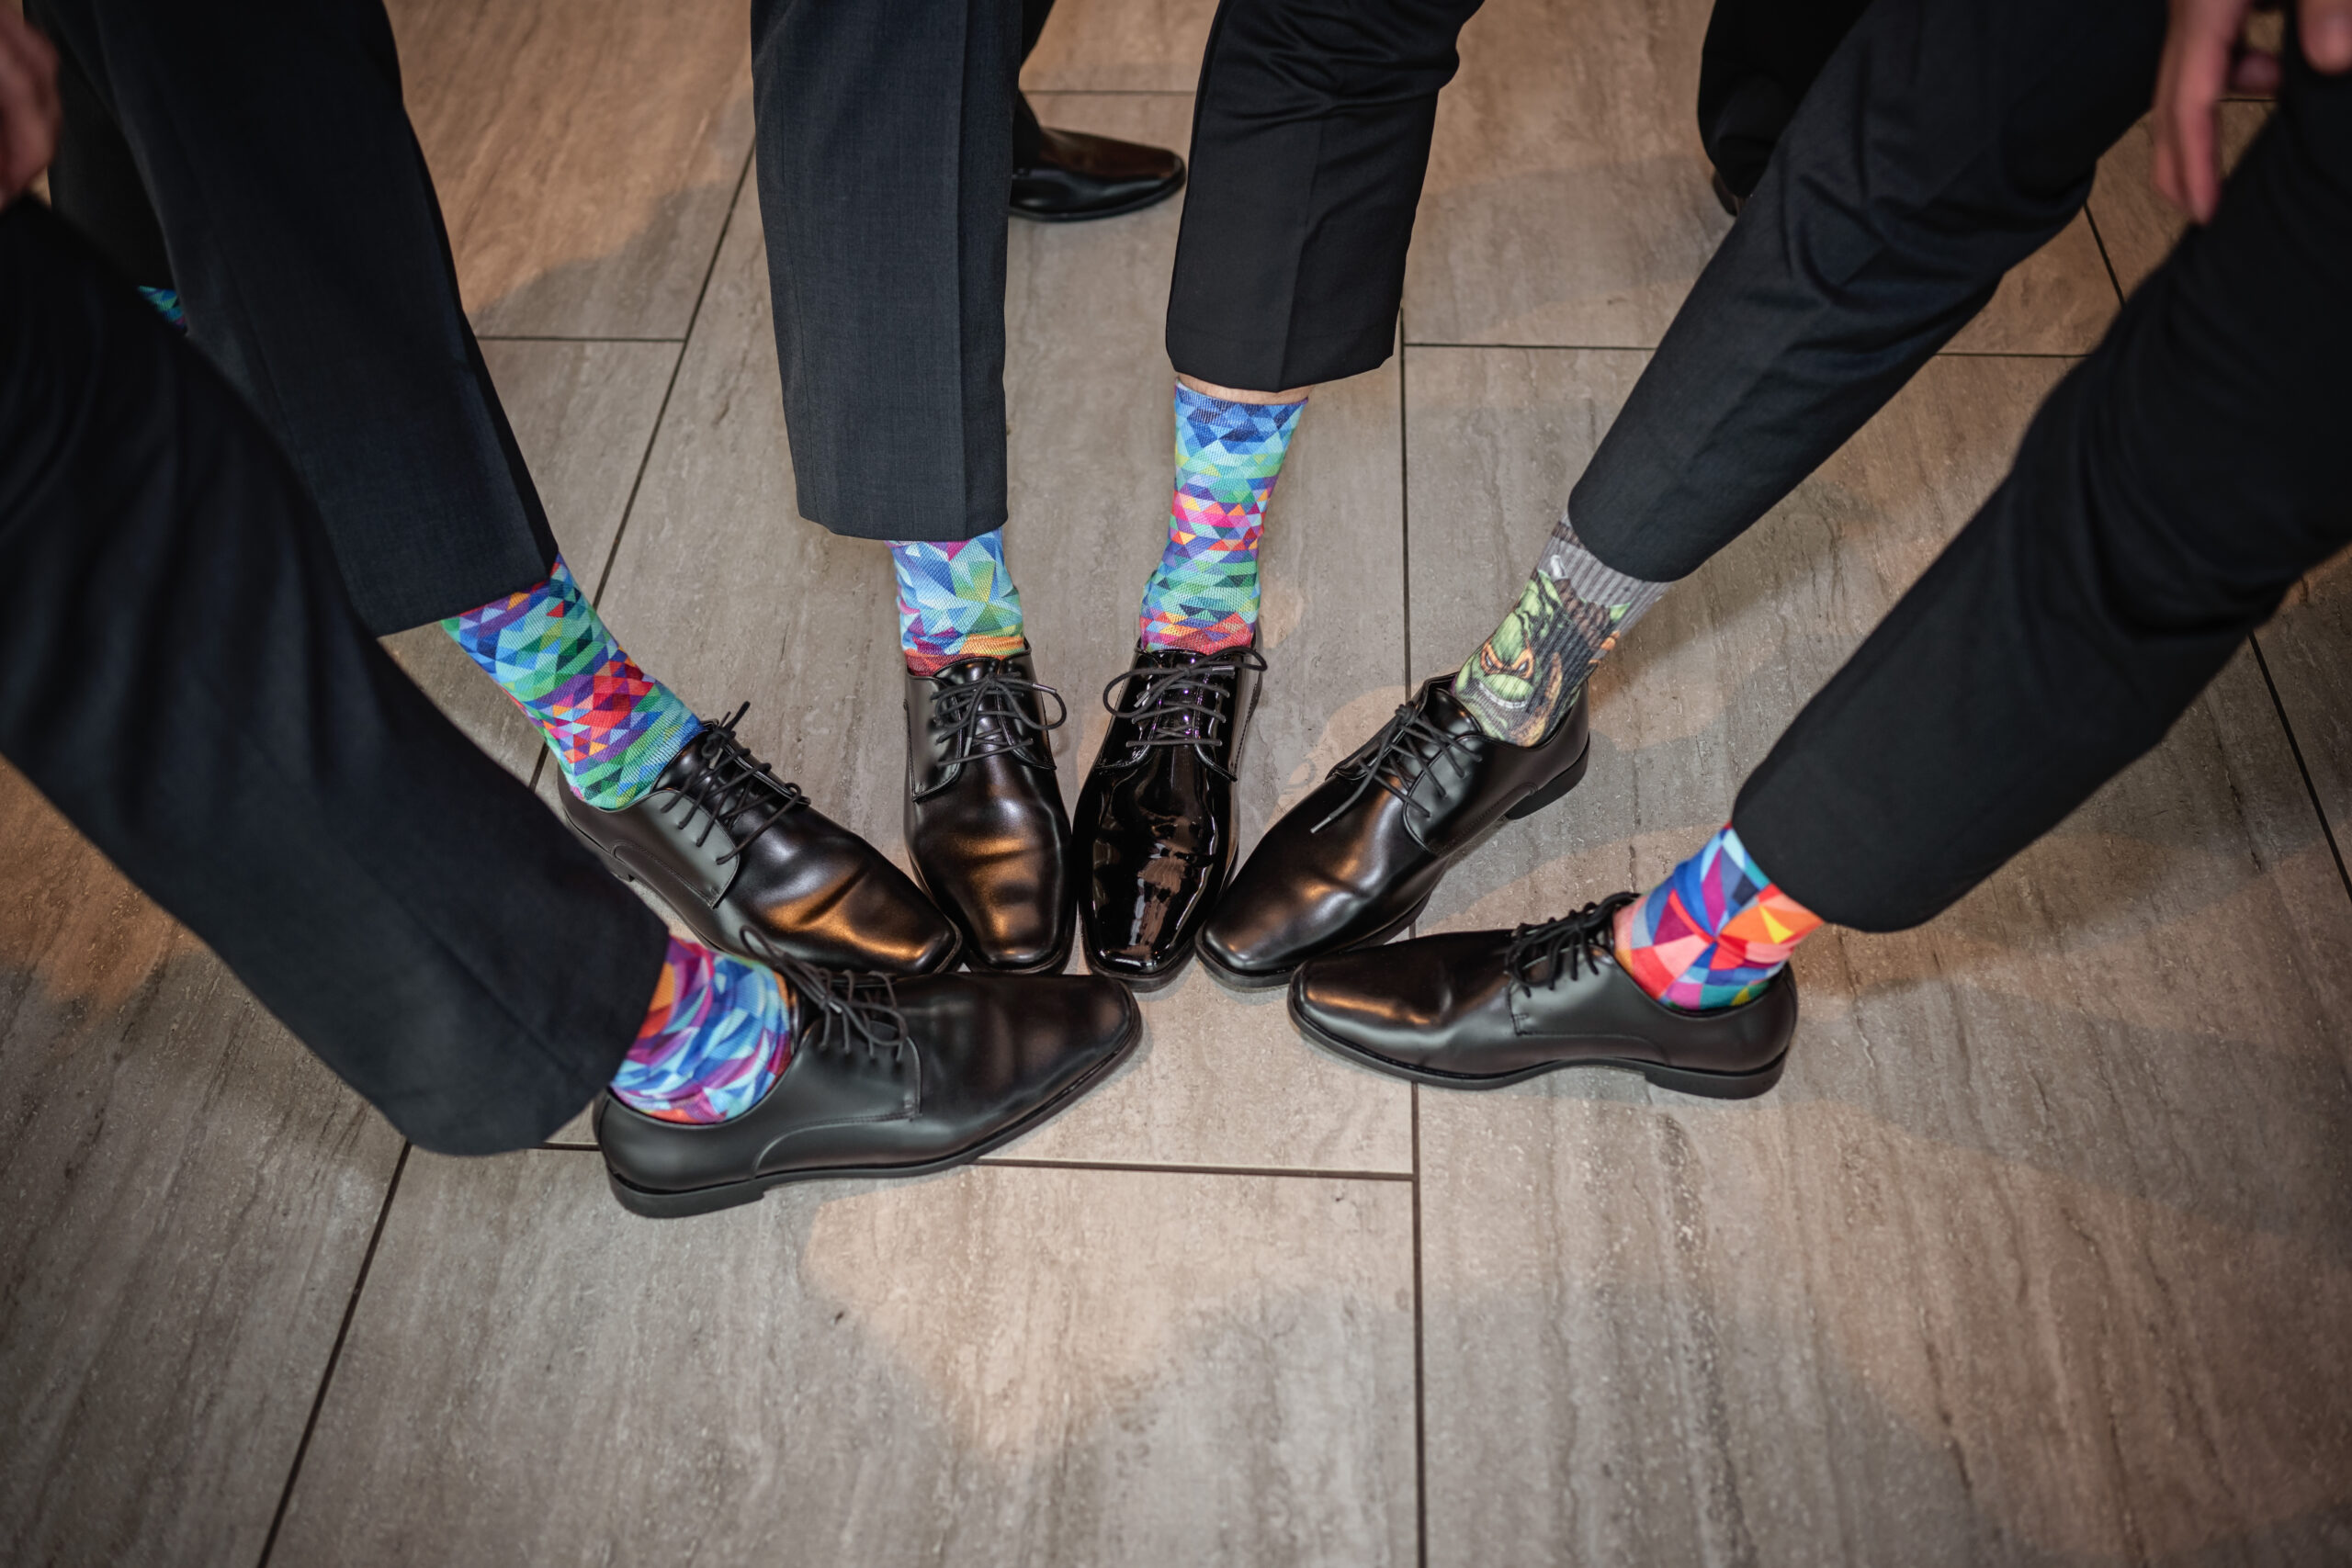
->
[1072, 642, 1265, 990]
[560, 704, 959, 976]
[1197, 672, 1589, 991]
[594, 943, 1144, 1217]
[1287, 894, 1794, 1098]
[906, 653, 1074, 973]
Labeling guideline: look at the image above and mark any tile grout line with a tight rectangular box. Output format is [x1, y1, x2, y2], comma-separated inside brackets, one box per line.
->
[254, 1141, 413, 1568]
[2080, 202, 2129, 306]
[1411, 1084, 1430, 1568]
[2249, 637, 2352, 907]
[585, 143, 758, 609]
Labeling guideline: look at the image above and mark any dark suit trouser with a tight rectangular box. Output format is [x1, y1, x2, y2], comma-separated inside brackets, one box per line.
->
[1562, 0, 2352, 931]
[1730, 41, 2352, 929]
[0, 203, 667, 1156]
[30, 0, 557, 635]
[1694, 0, 1871, 198]
[1165, 0, 1486, 392]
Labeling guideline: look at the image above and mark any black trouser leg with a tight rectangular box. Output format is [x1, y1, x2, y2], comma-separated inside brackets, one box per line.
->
[33, 0, 558, 634]
[752, 0, 1020, 542]
[1165, 0, 1486, 391]
[1732, 45, 2352, 931]
[1693, 0, 1872, 200]
[1569, 0, 2165, 582]
[0, 204, 667, 1155]
[24, 0, 170, 287]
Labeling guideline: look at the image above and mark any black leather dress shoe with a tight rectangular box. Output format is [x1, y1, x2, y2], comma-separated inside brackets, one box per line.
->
[560, 705, 958, 976]
[906, 653, 1074, 974]
[1072, 642, 1264, 990]
[1197, 673, 1589, 991]
[1289, 895, 1794, 1099]
[595, 951, 1142, 1217]
[1011, 126, 1184, 222]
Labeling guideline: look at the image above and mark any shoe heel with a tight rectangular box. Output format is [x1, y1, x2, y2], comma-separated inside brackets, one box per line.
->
[1636, 1050, 1787, 1100]
[605, 1168, 769, 1219]
[1504, 742, 1592, 821]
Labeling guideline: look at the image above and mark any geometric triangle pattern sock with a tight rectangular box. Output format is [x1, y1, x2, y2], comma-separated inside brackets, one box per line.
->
[1613, 823, 1822, 1011]
[1455, 513, 1668, 747]
[138, 286, 187, 333]
[890, 526, 1028, 675]
[609, 937, 793, 1124]
[1139, 382, 1306, 654]
[441, 556, 701, 810]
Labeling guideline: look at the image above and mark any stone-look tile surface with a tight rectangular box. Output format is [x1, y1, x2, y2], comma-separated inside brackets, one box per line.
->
[2260, 553, 2352, 861]
[272, 1154, 1417, 1568]
[381, 338, 681, 778]
[1019, 0, 1219, 92]
[390, 0, 752, 337]
[596, 99, 1412, 1173]
[1405, 348, 2352, 1564]
[2086, 106, 2273, 296]
[1402, 0, 2117, 354]
[0, 765, 404, 1568]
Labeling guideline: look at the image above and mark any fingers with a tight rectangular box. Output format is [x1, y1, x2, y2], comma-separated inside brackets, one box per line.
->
[2154, 0, 2247, 222]
[2227, 46, 2284, 90]
[2306, 0, 2352, 71]
[0, 6, 62, 206]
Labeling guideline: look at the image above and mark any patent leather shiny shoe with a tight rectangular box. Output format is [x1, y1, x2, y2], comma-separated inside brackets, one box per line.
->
[905, 653, 1075, 974]
[1010, 126, 1184, 221]
[1073, 642, 1264, 990]
[1289, 895, 1794, 1099]
[596, 950, 1143, 1217]
[1197, 673, 1589, 991]
[560, 705, 958, 976]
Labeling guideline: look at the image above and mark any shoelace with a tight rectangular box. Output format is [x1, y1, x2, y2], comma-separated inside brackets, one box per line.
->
[1100, 648, 1266, 780]
[655, 704, 809, 865]
[1311, 694, 1487, 832]
[1501, 893, 1637, 994]
[927, 659, 1068, 770]
[751, 940, 912, 1062]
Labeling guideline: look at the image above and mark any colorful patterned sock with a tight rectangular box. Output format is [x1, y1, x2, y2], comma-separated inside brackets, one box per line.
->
[610, 938, 793, 1123]
[1139, 383, 1307, 653]
[1456, 513, 1668, 746]
[891, 527, 1027, 674]
[442, 556, 701, 809]
[1614, 823, 1822, 1011]
[138, 287, 187, 333]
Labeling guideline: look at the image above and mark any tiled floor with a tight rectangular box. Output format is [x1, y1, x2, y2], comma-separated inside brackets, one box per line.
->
[4, 0, 2349, 1563]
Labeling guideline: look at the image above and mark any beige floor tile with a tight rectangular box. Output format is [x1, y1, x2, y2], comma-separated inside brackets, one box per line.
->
[590, 102, 1412, 1171]
[390, 0, 752, 338]
[1403, 0, 2116, 354]
[1020, 0, 1219, 92]
[271, 1154, 1417, 1568]
[2086, 106, 2273, 297]
[0, 766, 404, 1568]
[1403, 350, 2352, 1565]
[382, 338, 682, 778]
[2259, 554, 2352, 863]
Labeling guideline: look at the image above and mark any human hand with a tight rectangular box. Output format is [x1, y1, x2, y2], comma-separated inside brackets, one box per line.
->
[2154, 0, 2352, 223]
[0, 5, 61, 209]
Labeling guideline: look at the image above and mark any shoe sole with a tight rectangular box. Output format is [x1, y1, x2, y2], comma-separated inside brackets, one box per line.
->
[1194, 739, 1592, 997]
[1286, 980, 1786, 1100]
[1082, 948, 1193, 993]
[567, 818, 964, 976]
[603, 996, 1147, 1219]
[1008, 180, 1184, 224]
